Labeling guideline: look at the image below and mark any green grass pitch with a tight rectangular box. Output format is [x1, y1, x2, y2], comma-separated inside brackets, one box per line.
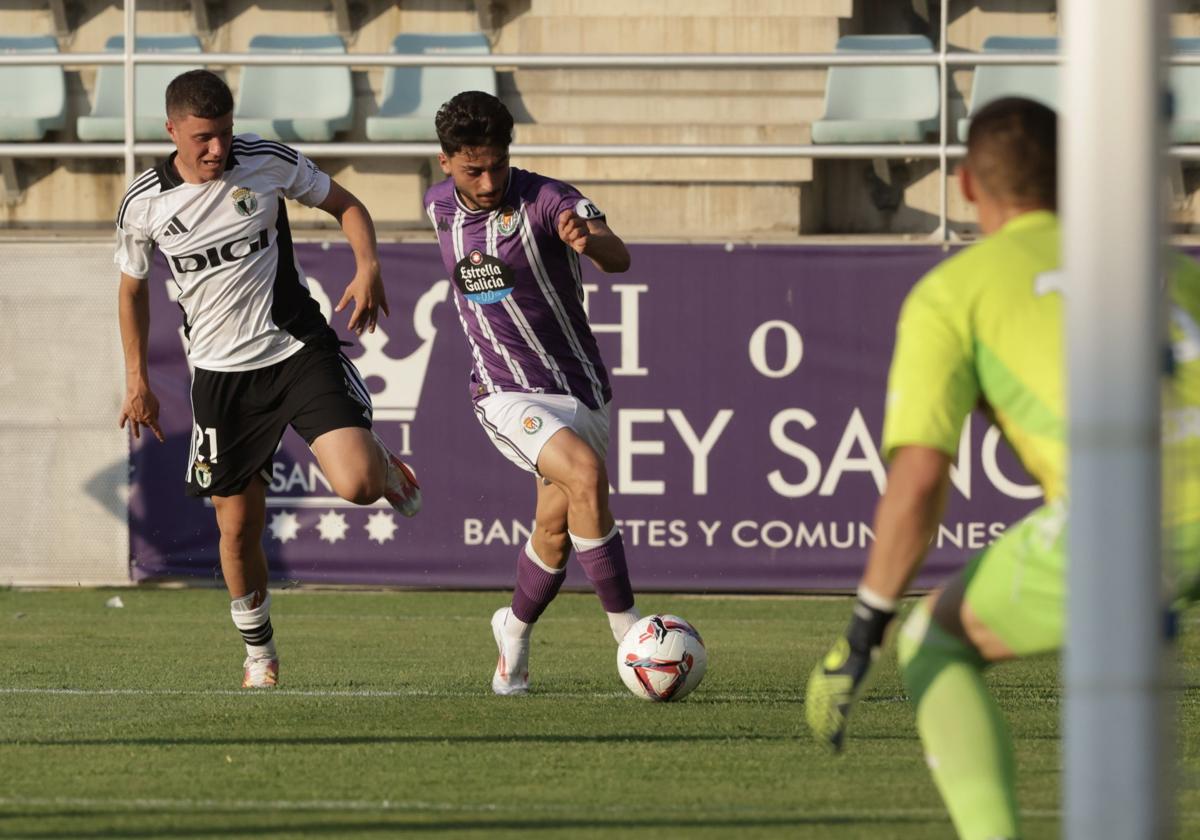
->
[1, 588, 1199, 839]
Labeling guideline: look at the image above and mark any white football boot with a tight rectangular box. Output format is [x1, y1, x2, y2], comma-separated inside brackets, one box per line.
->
[242, 654, 279, 689]
[374, 433, 422, 518]
[490, 607, 530, 696]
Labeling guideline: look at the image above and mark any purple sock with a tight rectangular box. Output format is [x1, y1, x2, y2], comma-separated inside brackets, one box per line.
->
[575, 530, 635, 613]
[510, 545, 566, 624]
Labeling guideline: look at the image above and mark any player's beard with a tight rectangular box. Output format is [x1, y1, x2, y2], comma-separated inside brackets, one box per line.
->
[457, 185, 499, 210]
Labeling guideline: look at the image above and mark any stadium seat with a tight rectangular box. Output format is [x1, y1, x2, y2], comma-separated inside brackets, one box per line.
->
[234, 35, 353, 142]
[0, 35, 66, 141]
[811, 35, 939, 144]
[365, 33, 495, 142]
[958, 36, 1058, 142]
[1171, 39, 1200, 144]
[76, 35, 204, 142]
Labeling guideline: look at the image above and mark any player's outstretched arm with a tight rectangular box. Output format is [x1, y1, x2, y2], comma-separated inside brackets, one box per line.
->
[318, 179, 389, 335]
[806, 446, 951, 751]
[556, 210, 631, 273]
[117, 272, 164, 443]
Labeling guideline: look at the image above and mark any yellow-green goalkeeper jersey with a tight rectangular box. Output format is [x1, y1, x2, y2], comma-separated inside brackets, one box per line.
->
[883, 210, 1066, 500]
[883, 209, 1200, 519]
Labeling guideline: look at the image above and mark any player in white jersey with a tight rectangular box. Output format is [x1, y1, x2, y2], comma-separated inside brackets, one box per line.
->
[427, 91, 640, 695]
[115, 70, 421, 688]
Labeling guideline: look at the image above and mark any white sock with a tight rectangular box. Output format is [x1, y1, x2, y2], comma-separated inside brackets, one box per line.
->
[524, 538, 565, 575]
[569, 525, 619, 553]
[607, 607, 641, 643]
[231, 591, 277, 659]
[502, 607, 532, 641]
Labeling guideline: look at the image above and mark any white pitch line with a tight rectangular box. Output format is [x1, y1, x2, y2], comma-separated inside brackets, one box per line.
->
[0, 795, 1066, 821]
[0, 687, 615, 699]
[0, 686, 800, 702]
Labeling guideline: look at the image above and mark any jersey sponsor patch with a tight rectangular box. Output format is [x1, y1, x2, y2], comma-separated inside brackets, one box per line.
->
[574, 198, 604, 220]
[454, 249, 516, 305]
[170, 228, 269, 274]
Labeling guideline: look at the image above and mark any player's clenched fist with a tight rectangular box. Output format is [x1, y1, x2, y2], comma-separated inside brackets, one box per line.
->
[557, 209, 590, 255]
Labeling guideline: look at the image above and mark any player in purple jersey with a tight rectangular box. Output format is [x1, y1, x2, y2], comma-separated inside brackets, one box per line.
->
[115, 71, 421, 689]
[426, 91, 640, 695]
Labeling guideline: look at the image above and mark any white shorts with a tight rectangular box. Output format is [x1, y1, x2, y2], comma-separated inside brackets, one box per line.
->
[473, 392, 610, 476]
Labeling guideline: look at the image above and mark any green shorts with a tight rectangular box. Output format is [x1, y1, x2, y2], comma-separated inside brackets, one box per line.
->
[961, 500, 1067, 657]
[1170, 519, 1200, 607]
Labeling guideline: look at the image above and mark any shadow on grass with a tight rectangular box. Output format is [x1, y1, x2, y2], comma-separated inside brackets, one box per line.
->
[1, 733, 796, 747]
[0, 812, 949, 838]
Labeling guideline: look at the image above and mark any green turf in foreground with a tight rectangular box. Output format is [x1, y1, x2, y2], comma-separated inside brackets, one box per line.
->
[1, 589, 1199, 839]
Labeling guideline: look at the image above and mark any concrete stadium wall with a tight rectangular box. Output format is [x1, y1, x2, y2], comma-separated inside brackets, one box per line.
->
[0, 242, 130, 586]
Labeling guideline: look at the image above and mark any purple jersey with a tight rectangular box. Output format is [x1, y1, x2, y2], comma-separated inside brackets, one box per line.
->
[424, 167, 613, 410]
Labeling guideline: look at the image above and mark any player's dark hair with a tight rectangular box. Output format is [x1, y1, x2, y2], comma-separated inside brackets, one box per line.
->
[965, 96, 1057, 210]
[165, 69, 233, 120]
[435, 90, 514, 156]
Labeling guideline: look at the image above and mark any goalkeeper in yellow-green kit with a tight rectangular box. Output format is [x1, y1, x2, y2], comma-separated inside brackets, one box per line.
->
[805, 96, 1200, 840]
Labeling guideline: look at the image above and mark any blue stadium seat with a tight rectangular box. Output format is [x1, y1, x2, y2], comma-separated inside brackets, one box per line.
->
[365, 33, 495, 142]
[76, 35, 203, 141]
[0, 36, 66, 141]
[234, 35, 353, 142]
[958, 36, 1058, 142]
[811, 35, 939, 144]
[1171, 39, 1200, 144]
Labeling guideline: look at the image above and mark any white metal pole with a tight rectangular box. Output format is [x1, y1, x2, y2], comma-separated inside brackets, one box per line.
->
[1062, 0, 1171, 837]
[937, 0, 948, 243]
[122, 0, 136, 182]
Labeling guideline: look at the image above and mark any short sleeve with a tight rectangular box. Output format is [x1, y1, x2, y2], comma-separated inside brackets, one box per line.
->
[538, 178, 604, 233]
[881, 273, 979, 460]
[283, 149, 331, 207]
[113, 203, 154, 279]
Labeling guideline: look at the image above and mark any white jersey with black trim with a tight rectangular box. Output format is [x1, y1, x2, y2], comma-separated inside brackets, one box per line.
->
[114, 134, 333, 372]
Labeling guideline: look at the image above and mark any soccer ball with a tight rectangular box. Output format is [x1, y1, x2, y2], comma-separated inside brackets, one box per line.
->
[617, 614, 707, 701]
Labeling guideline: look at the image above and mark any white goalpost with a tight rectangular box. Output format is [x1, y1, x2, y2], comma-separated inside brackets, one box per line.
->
[1063, 1, 1173, 837]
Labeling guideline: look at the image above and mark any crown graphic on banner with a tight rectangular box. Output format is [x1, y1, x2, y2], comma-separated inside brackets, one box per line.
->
[354, 279, 450, 421]
[166, 276, 450, 421]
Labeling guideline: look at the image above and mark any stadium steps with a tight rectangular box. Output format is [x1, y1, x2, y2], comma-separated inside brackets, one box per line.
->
[507, 68, 828, 95]
[510, 124, 815, 240]
[571, 180, 809, 240]
[512, 124, 813, 183]
[495, 15, 843, 55]
[488, 4, 842, 237]
[528, 0, 854, 17]
[511, 91, 823, 127]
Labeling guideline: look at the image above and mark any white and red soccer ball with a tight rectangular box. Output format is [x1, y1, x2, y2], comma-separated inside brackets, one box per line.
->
[617, 614, 707, 702]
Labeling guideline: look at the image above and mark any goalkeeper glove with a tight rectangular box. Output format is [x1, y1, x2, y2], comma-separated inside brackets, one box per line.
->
[805, 596, 895, 752]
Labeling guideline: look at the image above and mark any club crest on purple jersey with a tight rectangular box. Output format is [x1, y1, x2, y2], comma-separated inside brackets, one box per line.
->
[497, 205, 520, 236]
[454, 249, 515, 304]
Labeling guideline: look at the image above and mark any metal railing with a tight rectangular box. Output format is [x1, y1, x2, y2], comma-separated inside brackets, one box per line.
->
[0, 2, 1192, 239]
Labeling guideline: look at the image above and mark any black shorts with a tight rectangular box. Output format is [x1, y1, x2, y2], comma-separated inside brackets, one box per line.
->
[186, 342, 373, 497]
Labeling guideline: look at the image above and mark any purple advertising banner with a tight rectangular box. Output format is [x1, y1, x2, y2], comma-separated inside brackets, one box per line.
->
[130, 243, 1041, 591]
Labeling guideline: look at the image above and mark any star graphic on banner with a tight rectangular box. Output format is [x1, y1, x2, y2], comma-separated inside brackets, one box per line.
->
[365, 510, 398, 544]
[268, 511, 301, 543]
[316, 510, 349, 544]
